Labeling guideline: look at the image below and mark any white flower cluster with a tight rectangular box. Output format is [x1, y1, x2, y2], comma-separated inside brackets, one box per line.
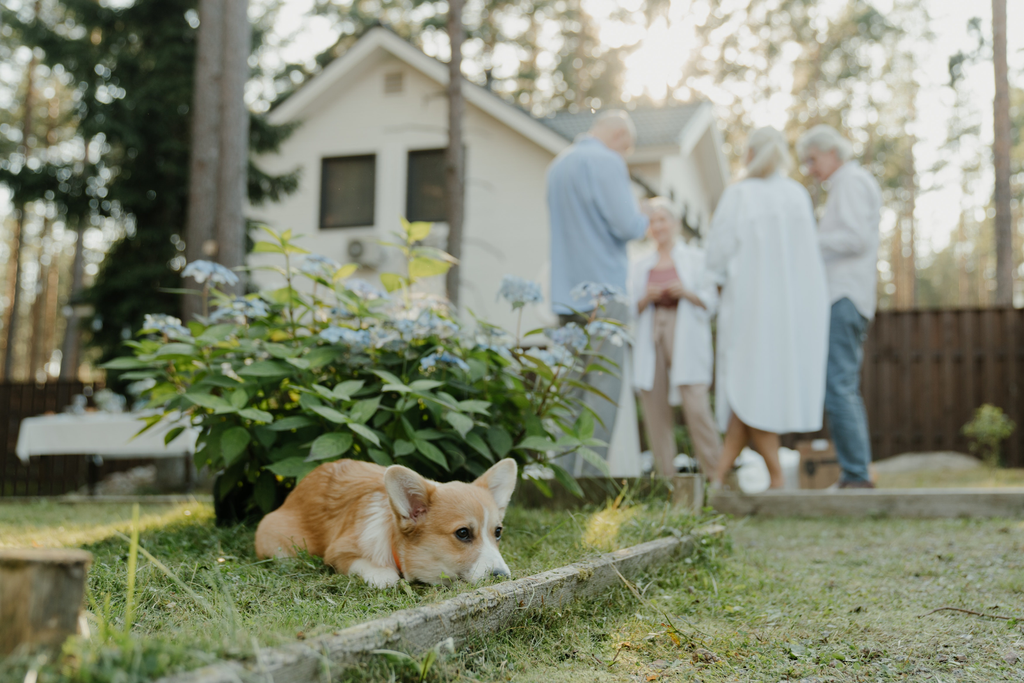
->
[300, 254, 340, 280]
[497, 275, 543, 308]
[586, 320, 632, 347]
[345, 278, 387, 300]
[570, 282, 624, 309]
[546, 323, 588, 353]
[142, 313, 191, 339]
[182, 260, 239, 286]
[319, 326, 371, 349]
[526, 346, 575, 368]
[210, 297, 270, 323]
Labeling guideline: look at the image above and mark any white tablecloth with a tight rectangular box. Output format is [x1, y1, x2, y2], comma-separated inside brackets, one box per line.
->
[16, 412, 198, 464]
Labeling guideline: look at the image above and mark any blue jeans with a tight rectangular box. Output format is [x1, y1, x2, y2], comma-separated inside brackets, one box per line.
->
[825, 298, 872, 483]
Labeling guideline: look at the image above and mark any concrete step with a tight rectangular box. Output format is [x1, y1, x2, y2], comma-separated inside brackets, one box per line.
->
[710, 488, 1024, 518]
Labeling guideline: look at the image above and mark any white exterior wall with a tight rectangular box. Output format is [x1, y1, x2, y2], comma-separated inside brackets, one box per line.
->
[251, 55, 559, 333]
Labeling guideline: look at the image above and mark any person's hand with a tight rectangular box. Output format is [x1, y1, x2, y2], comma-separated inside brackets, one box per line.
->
[645, 282, 664, 300]
[666, 281, 707, 310]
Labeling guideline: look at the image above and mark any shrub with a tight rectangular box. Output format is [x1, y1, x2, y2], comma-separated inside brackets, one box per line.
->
[961, 404, 1016, 468]
[106, 222, 625, 519]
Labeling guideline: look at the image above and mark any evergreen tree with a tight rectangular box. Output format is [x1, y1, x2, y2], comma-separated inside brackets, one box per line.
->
[0, 0, 299, 371]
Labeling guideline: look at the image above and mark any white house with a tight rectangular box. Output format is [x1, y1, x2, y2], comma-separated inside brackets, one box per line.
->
[251, 28, 731, 476]
[252, 27, 730, 335]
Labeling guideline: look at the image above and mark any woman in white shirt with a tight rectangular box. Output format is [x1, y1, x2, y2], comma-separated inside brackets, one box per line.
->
[630, 198, 721, 478]
[705, 127, 830, 489]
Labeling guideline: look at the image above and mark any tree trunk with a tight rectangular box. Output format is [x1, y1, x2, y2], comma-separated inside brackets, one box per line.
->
[992, 0, 1012, 305]
[0, 548, 92, 655]
[184, 0, 225, 322]
[3, 46, 39, 381]
[444, 0, 466, 309]
[58, 227, 85, 381]
[29, 217, 52, 381]
[215, 0, 250, 299]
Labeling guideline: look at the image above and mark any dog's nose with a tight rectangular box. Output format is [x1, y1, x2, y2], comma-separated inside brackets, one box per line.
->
[491, 567, 511, 578]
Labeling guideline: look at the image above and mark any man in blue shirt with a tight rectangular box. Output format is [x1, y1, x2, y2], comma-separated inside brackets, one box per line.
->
[547, 110, 649, 476]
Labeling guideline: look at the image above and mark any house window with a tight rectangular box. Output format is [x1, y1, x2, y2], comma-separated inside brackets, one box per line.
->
[406, 149, 447, 223]
[320, 155, 375, 229]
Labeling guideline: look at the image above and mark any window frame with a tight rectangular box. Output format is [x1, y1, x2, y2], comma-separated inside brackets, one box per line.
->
[319, 153, 377, 230]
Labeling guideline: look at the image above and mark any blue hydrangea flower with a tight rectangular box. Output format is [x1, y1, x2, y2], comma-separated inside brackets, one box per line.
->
[210, 296, 270, 322]
[368, 327, 402, 350]
[419, 351, 470, 372]
[329, 305, 356, 320]
[319, 326, 371, 349]
[142, 313, 192, 339]
[301, 254, 340, 279]
[526, 346, 575, 368]
[570, 282, 624, 309]
[547, 323, 588, 353]
[586, 320, 632, 347]
[345, 278, 386, 300]
[417, 311, 459, 338]
[182, 260, 240, 286]
[497, 275, 543, 308]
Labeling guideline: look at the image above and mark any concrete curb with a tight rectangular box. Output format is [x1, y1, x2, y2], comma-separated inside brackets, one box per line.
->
[711, 488, 1024, 518]
[159, 526, 721, 683]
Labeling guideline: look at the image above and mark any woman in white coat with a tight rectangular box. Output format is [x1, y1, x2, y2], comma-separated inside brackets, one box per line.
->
[705, 127, 830, 489]
[630, 198, 722, 478]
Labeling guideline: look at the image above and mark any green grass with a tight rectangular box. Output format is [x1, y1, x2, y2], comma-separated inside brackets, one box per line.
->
[4, 501, 1024, 682]
[0, 497, 708, 682]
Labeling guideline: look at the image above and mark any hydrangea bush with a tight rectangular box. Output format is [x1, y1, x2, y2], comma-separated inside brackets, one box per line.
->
[105, 221, 625, 519]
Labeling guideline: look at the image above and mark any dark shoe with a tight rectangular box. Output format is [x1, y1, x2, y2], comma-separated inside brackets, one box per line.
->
[838, 479, 875, 489]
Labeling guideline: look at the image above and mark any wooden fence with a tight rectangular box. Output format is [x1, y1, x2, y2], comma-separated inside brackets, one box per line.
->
[0, 382, 152, 497]
[861, 307, 1022, 467]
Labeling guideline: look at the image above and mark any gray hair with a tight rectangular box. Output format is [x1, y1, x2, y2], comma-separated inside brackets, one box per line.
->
[796, 124, 853, 162]
[589, 110, 637, 142]
[745, 126, 792, 178]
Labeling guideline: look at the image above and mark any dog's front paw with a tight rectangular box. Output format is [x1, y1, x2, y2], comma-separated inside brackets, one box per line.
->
[349, 560, 400, 589]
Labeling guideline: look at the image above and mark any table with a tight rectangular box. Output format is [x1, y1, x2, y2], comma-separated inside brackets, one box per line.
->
[16, 412, 199, 494]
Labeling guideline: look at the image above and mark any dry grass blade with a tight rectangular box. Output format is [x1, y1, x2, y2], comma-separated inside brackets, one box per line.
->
[917, 606, 1021, 621]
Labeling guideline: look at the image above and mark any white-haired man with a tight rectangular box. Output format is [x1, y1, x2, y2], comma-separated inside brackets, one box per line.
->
[547, 110, 649, 476]
[797, 124, 882, 488]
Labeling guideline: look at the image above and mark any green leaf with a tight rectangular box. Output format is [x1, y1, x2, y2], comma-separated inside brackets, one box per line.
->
[367, 448, 393, 466]
[516, 435, 555, 452]
[197, 323, 238, 344]
[576, 447, 611, 477]
[408, 256, 451, 280]
[380, 272, 406, 293]
[185, 392, 234, 412]
[332, 380, 365, 401]
[311, 405, 349, 424]
[332, 263, 359, 282]
[414, 429, 444, 441]
[457, 399, 491, 415]
[238, 360, 294, 378]
[351, 396, 382, 424]
[252, 240, 284, 254]
[239, 408, 273, 423]
[267, 457, 317, 480]
[393, 439, 415, 457]
[221, 427, 251, 466]
[575, 410, 595, 441]
[348, 423, 381, 447]
[372, 369, 405, 386]
[229, 389, 248, 409]
[401, 217, 433, 242]
[305, 347, 342, 369]
[414, 438, 448, 469]
[445, 412, 474, 438]
[312, 384, 336, 401]
[254, 426, 277, 449]
[163, 426, 185, 446]
[268, 415, 316, 431]
[307, 432, 353, 461]
[549, 463, 585, 498]
[154, 342, 196, 357]
[101, 357, 152, 370]
[486, 426, 513, 458]
[408, 379, 443, 391]
[464, 432, 495, 463]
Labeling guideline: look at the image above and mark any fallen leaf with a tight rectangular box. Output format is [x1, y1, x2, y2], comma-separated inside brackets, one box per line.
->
[692, 648, 724, 664]
[1004, 651, 1020, 665]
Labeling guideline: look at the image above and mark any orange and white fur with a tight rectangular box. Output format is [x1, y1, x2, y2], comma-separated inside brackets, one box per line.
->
[255, 458, 518, 588]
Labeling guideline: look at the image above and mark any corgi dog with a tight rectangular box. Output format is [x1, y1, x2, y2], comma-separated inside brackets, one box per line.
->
[255, 458, 518, 588]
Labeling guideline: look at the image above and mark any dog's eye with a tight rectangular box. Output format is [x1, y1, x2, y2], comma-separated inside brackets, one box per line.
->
[454, 527, 472, 542]
[494, 526, 502, 541]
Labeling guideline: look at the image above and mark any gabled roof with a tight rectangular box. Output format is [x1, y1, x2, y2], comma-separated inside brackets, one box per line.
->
[538, 104, 704, 149]
[268, 27, 570, 155]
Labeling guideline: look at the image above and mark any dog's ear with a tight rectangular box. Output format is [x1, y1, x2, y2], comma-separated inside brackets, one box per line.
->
[384, 465, 432, 525]
[473, 458, 518, 515]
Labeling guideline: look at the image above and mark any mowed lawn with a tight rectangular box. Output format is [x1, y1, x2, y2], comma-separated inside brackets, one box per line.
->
[1, 500, 1023, 682]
